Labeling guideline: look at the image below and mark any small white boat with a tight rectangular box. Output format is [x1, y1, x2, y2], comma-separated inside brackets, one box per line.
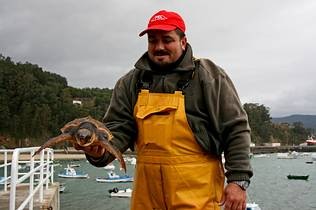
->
[246, 202, 261, 210]
[96, 171, 133, 183]
[129, 158, 136, 165]
[58, 165, 89, 179]
[69, 163, 80, 167]
[108, 187, 132, 198]
[253, 154, 269, 158]
[277, 151, 298, 159]
[104, 163, 115, 170]
[125, 156, 136, 165]
[59, 183, 66, 193]
[305, 136, 316, 145]
[53, 163, 62, 167]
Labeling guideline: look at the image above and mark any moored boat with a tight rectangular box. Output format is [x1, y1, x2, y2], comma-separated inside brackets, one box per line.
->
[96, 171, 133, 183]
[305, 136, 316, 145]
[124, 156, 136, 165]
[58, 165, 89, 179]
[104, 163, 115, 170]
[287, 174, 309, 180]
[277, 151, 299, 159]
[108, 187, 132, 197]
[246, 202, 261, 210]
[69, 163, 80, 167]
[59, 183, 66, 193]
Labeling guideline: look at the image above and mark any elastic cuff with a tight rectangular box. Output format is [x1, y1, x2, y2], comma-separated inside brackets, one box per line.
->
[226, 173, 251, 183]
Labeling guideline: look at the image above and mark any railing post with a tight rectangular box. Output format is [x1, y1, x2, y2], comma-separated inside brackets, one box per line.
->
[9, 149, 20, 210]
[2, 147, 56, 210]
[39, 149, 45, 202]
[4, 151, 8, 192]
[45, 150, 50, 189]
[29, 150, 35, 210]
[51, 150, 54, 184]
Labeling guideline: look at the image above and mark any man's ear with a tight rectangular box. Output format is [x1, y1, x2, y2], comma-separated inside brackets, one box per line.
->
[181, 37, 187, 50]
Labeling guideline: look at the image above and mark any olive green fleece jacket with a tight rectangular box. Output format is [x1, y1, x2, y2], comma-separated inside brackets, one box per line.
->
[86, 44, 253, 182]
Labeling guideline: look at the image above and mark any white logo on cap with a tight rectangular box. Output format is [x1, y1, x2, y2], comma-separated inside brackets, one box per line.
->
[151, 15, 167, 22]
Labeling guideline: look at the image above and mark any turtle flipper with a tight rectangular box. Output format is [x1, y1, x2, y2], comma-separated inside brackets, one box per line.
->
[97, 139, 126, 173]
[33, 133, 73, 157]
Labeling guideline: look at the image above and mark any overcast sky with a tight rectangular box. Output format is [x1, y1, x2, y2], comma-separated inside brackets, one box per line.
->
[1, 1, 315, 117]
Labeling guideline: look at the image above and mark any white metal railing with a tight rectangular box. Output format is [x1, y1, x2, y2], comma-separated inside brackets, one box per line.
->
[0, 149, 14, 191]
[0, 147, 54, 210]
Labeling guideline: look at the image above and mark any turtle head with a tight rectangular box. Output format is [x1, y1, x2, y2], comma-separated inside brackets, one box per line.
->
[75, 122, 97, 146]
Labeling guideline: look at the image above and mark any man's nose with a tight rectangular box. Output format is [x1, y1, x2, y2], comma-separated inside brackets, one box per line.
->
[154, 40, 165, 50]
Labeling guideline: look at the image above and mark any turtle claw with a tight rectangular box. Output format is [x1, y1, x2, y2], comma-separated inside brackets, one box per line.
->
[98, 139, 126, 173]
[33, 133, 73, 157]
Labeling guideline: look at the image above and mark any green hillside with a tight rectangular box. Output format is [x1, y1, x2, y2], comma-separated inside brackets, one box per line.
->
[0, 55, 112, 148]
[272, 115, 316, 131]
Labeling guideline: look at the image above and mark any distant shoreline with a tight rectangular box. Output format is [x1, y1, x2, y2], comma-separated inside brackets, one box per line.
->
[4, 146, 315, 161]
[251, 145, 316, 154]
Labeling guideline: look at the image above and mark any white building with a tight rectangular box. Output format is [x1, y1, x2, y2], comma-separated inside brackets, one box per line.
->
[72, 100, 82, 105]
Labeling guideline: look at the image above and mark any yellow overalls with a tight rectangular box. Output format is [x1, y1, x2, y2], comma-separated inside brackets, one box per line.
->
[132, 89, 224, 210]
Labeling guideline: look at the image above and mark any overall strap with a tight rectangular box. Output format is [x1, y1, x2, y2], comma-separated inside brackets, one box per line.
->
[136, 70, 153, 91]
[136, 69, 196, 92]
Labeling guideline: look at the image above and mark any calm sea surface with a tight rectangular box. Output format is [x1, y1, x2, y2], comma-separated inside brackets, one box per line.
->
[47, 153, 316, 209]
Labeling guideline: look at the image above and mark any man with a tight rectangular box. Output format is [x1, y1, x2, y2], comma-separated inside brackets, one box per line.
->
[82, 10, 253, 210]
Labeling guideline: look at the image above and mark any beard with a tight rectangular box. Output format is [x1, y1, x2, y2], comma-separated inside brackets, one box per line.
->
[150, 50, 172, 67]
[147, 47, 186, 71]
[153, 50, 169, 57]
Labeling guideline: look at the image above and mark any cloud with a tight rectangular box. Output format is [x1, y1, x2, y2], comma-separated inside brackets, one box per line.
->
[1, 0, 315, 117]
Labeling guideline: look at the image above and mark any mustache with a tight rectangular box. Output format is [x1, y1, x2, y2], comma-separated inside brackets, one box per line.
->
[153, 50, 169, 56]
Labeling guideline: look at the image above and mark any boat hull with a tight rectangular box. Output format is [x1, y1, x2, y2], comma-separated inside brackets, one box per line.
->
[287, 175, 309, 180]
[96, 176, 133, 183]
[58, 174, 89, 179]
[108, 188, 132, 197]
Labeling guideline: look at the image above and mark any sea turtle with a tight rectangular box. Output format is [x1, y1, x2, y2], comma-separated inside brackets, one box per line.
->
[33, 116, 126, 172]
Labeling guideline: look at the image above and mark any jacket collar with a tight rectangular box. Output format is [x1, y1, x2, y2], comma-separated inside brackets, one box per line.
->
[134, 43, 195, 72]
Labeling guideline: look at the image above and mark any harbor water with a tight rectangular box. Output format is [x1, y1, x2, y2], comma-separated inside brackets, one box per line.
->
[2, 153, 315, 209]
[55, 153, 316, 210]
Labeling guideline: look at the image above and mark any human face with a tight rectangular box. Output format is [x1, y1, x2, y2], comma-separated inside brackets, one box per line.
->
[147, 30, 187, 67]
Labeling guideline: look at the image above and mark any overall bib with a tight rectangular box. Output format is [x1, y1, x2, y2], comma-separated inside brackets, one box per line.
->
[132, 89, 224, 210]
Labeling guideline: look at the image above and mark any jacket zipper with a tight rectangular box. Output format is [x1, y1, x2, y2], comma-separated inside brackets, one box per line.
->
[161, 75, 165, 92]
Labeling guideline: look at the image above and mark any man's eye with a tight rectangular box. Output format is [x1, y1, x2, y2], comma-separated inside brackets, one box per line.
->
[148, 39, 157, 44]
[163, 39, 173, 44]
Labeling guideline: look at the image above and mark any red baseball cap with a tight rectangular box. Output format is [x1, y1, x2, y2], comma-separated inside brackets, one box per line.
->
[139, 10, 186, 36]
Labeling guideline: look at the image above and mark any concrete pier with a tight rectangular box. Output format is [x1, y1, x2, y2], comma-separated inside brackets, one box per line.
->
[0, 182, 60, 210]
[251, 145, 316, 154]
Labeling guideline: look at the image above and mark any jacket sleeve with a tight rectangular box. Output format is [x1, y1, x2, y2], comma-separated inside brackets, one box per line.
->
[86, 73, 137, 167]
[200, 59, 253, 182]
[219, 73, 253, 182]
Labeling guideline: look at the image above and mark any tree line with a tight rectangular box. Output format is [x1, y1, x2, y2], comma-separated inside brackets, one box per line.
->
[0, 55, 112, 148]
[0, 55, 311, 148]
[243, 103, 311, 146]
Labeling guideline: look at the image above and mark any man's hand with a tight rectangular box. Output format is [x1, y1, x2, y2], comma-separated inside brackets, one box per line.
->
[219, 183, 247, 210]
[74, 144, 106, 158]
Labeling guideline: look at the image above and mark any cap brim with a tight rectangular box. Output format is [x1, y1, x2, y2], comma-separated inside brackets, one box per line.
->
[139, 25, 177, 37]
